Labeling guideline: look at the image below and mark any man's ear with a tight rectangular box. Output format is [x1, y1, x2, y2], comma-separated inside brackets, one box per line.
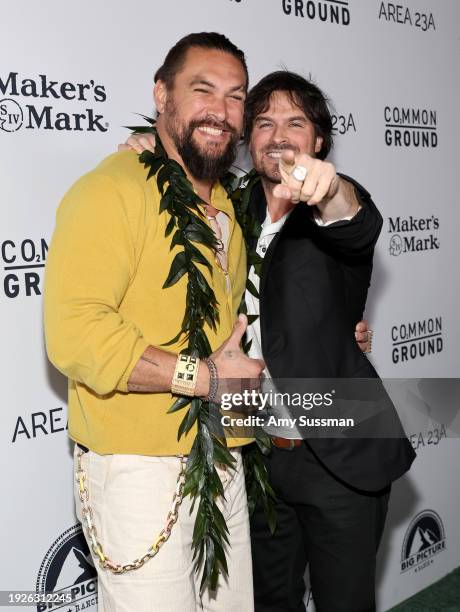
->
[314, 135, 323, 154]
[154, 80, 168, 114]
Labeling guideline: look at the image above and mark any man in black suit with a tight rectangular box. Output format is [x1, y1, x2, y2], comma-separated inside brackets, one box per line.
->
[243, 71, 416, 612]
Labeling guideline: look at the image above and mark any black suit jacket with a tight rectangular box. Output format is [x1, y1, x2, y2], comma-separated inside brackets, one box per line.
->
[249, 175, 416, 492]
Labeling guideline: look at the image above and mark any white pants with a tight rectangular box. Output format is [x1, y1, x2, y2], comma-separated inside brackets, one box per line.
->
[74, 446, 254, 612]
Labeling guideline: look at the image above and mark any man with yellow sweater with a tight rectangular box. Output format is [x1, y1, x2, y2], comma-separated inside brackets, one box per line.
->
[44, 33, 264, 612]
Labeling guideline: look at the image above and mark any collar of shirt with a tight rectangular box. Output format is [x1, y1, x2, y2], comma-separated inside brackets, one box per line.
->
[257, 209, 292, 254]
[209, 182, 234, 216]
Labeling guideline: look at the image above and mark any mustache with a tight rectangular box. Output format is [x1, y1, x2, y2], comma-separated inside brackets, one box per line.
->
[262, 143, 300, 154]
[189, 116, 238, 136]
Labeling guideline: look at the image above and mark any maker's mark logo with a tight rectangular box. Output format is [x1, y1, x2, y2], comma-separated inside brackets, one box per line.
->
[388, 215, 439, 256]
[401, 510, 446, 574]
[0, 98, 23, 132]
[389, 234, 403, 256]
[36, 524, 97, 611]
[0, 72, 108, 133]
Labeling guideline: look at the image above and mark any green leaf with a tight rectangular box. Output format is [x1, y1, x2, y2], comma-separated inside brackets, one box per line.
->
[165, 216, 175, 237]
[204, 537, 215, 590]
[157, 165, 172, 194]
[178, 398, 202, 439]
[178, 214, 191, 230]
[256, 431, 273, 454]
[124, 124, 155, 133]
[211, 503, 230, 540]
[184, 227, 208, 244]
[199, 423, 214, 472]
[246, 277, 260, 299]
[213, 538, 229, 575]
[161, 328, 185, 347]
[248, 251, 264, 267]
[160, 191, 172, 213]
[213, 440, 236, 467]
[192, 500, 207, 545]
[188, 244, 212, 272]
[193, 267, 212, 295]
[170, 230, 184, 250]
[133, 119, 258, 594]
[163, 251, 188, 288]
[167, 395, 191, 414]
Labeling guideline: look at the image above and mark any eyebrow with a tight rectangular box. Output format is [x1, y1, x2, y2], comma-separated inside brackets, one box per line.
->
[254, 114, 308, 123]
[190, 77, 215, 88]
[190, 76, 246, 93]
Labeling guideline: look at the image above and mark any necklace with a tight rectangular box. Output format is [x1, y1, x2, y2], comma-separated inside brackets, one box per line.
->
[127, 117, 276, 591]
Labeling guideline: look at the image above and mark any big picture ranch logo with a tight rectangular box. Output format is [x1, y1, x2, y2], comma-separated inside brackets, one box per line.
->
[0, 72, 108, 132]
[401, 510, 446, 574]
[36, 524, 98, 611]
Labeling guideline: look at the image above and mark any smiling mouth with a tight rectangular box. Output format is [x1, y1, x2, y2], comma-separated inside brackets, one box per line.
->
[265, 151, 283, 159]
[196, 126, 228, 137]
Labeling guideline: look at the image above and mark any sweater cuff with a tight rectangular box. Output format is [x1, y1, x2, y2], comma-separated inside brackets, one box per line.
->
[117, 336, 151, 393]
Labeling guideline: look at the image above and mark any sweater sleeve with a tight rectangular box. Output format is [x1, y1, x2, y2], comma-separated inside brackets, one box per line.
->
[44, 172, 149, 396]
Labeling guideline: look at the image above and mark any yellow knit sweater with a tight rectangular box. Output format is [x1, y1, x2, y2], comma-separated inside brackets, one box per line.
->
[44, 151, 249, 455]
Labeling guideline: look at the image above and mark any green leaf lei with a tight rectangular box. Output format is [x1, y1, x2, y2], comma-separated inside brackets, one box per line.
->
[127, 117, 276, 591]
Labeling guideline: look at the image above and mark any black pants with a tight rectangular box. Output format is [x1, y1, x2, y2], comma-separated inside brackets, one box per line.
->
[250, 443, 390, 612]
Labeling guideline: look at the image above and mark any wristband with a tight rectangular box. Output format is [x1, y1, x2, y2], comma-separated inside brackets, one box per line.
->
[204, 358, 219, 403]
[171, 354, 200, 397]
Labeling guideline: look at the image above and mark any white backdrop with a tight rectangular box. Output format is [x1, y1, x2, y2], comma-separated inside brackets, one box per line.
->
[1, 1, 459, 610]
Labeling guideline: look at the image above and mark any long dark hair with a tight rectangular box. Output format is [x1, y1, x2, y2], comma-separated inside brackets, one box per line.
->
[244, 71, 333, 159]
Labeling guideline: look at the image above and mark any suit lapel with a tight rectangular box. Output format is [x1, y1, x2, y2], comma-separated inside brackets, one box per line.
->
[246, 179, 313, 298]
[259, 204, 312, 297]
[247, 180, 267, 252]
[259, 230, 283, 297]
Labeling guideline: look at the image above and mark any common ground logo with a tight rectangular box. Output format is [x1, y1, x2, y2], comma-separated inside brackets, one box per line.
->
[281, 0, 350, 25]
[384, 106, 438, 148]
[391, 316, 443, 364]
[2, 237, 48, 298]
[401, 510, 446, 574]
[388, 215, 439, 256]
[0, 72, 108, 132]
[36, 524, 97, 612]
[378, 3, 435, 32]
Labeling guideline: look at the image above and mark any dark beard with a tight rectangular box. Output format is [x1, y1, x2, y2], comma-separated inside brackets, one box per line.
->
[165, 105, 239, 182]
[176, 124, 238, 182]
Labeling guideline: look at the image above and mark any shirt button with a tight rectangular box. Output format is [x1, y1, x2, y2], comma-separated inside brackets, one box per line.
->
[261, 246, 267, 253]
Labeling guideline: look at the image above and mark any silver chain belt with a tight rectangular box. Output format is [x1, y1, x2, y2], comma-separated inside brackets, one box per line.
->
[75, 448, 187, 574]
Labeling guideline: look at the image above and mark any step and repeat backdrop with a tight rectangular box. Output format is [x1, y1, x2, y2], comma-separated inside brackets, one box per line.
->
[1, 1, 459, 610]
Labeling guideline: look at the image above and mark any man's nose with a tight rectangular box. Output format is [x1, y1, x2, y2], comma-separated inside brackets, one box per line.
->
[271, 124, 288, 143]
[206, 95, 227, 122]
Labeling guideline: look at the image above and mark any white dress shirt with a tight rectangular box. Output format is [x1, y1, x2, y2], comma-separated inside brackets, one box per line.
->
[245, 207, 355, 438]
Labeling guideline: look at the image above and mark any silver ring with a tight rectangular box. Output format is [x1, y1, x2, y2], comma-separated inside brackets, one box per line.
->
[291, 165, 308, 182]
